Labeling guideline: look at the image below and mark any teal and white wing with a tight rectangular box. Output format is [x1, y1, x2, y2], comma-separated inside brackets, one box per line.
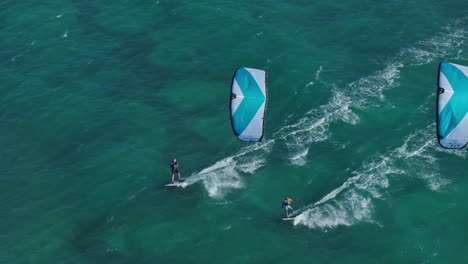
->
[437, 62, 468, 149]
[230, 68, 267, 142]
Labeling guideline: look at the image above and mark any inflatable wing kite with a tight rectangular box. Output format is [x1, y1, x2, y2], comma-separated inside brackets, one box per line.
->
[230, 68, 267, 141]
[437, 62, 468, 149]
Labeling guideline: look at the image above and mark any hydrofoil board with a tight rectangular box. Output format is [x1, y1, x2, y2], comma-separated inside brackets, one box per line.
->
[164, 179, 185, 187]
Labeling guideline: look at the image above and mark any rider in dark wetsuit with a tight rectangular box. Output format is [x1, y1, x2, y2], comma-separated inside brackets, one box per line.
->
[283, 196, 295, 218]
[170, 158, 182, 184]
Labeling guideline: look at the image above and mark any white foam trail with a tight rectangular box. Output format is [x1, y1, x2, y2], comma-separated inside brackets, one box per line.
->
[305, 66, 323, 87]
[273, 60, 404, 163]
[294, 124, 457, 229]
[182, 140, 274, 198]
[289, 148, 309, 166]
[420, 172, 451, 191]
[274, 88, 359, 165]
[278, 18, 468, 163]
[295, 190, 373, 229]
[348, 62, 404, 109]
[314, 175, 359, 206]
[404, 19, 468, 66]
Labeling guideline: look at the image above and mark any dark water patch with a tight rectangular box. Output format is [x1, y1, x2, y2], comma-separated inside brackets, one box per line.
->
[71, 0, 174, 101]
[69, 215, 134, 264]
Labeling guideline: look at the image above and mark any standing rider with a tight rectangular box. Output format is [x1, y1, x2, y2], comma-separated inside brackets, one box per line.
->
[283, 196, 295, 218]
[170, 158, 182, 184]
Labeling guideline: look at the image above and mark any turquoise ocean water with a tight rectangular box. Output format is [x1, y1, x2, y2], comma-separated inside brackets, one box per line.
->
[2, 0, 468, 263]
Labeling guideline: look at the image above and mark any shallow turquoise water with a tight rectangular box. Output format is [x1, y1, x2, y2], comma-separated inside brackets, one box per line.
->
[2, 1, 468, 263]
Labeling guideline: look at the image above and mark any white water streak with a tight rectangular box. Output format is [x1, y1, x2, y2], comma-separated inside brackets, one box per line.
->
[294, 124, 459, 229]
[182, 140, 274, 198]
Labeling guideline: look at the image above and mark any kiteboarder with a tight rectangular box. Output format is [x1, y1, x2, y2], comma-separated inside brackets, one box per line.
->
[170, 158, 182, 184]
[282, 196, 295, 218]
